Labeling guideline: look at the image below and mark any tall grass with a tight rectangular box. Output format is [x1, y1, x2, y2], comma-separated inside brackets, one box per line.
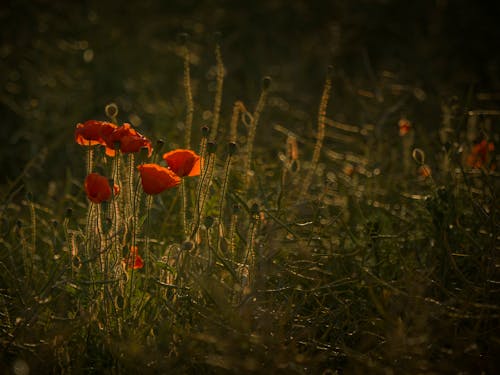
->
[1, 39, 499, 375]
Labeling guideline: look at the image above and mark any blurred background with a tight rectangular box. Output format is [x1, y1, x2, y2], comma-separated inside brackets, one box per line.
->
[1, 0, 499, 190]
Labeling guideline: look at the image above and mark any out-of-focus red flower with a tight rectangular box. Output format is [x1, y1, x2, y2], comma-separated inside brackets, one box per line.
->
[75, 120, 118, 152]
[104, 123, 152, 157]
[418, 164, 432, 178]
[162, 149, 201, 177]
[398, 118, 411, 136]
[467, 140, 495, 169]
[124, 246, 144, 270]
[84, 173, 112, 203]
[137, 163, 181, 194]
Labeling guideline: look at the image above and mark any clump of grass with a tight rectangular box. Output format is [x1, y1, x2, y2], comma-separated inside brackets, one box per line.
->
[1, 38, 499, 375]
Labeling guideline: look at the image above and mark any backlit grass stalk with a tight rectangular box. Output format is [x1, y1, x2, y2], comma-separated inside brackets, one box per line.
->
[210, 37, 224, 142]
[242, 203, 260, 287]
[228, 204, 240, 262]
[216, 142, 237, 254]
[230, 101, 246, 143]
[192, 141, 217, 238]
[183, 39, 194, 149]
[302, 66, 332, 196]
[244, 77, 271, 193]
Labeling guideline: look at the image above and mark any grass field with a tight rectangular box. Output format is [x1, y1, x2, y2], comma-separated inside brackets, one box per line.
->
[1, 1, 499, 373]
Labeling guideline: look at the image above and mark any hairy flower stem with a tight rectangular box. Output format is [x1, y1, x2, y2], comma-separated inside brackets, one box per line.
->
[302, 66, 332, 197]
[216, 147, 234, 254]
[86, 145, 94, 176]
[144, 195, 152, 275]
[180, 179, 188, 237]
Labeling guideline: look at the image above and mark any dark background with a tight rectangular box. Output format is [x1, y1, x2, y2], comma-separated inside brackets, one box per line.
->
[1, 0, 499, 186]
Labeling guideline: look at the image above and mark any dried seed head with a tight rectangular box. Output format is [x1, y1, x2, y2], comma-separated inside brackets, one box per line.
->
[201, 126, 210, 138]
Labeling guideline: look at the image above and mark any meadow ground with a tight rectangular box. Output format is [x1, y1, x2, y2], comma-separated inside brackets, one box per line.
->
[1, 1, 499, 373]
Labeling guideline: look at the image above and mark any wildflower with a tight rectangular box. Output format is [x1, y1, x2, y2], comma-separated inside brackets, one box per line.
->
[124, 246, 144, 270]
[162, 149, 201, 177]
[105, 123, 153, 156]
[84, 173, 112, 203]
[418, 164, 432, 178]
[113, 184, 120, 196]
[75, 120, 118, 156]
[137, 163, 181, 194]
[398, 118, 411, 136]
[466, 140, 495, 169]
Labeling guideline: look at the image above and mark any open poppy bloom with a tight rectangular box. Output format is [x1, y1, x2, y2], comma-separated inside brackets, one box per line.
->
[398, 118, 411, 136]
[75, 120, 118, 156]
[85, 173, 112, 203]
[137, 163, 181, 194]
[104, 123, 153, 157]
[467, 140, 495, 169]
[162, 149, 201, 177]
[123, 246, 144, 270]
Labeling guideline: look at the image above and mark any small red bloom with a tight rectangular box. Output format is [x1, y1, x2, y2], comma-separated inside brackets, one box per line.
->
[162, 149, 201, 177]
[75, 120, 118, 147]
[137, 163, 181, 195]
[398, 118, 411, 136]
[105, 123, 152, 156]
[467, 140, 495, 169]
[124, 246, 144, 270]
[113, 184, 120, 196]
[84, 173, 112, 203]
[418, 164, 432, 178]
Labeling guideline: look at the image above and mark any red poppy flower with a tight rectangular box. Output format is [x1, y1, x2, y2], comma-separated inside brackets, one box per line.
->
[418, 165, 432, 178]
[124, 246, 144, 270]
[75, 120, 118, 147]
[398, 118, 411, 136]
[104, 123, 152, 156]
[84, 173, 112, 203]
[137, 163, 181, 194]
[467, 140, 495, 169]
[162, 149, 201, 177]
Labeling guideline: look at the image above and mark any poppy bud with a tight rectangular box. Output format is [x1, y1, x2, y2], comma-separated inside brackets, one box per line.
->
[182, 241, 194, 251]
[204, 215, 214, 229]
[262, 76, 271, 90]
[65, 207, 73, 219]
[178, 32, 189, 45]
[201, 126, 210, 138]
[156, 139, 165, 152]
[412, 148, 426, 165]
[207, 141, 217, 154]
[250, 203, 260, 216]
[214, 31, 222, 43]
[327, 65, 334, 78]
[105, 103, 119, 120]
[228, 142, 237, 156]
